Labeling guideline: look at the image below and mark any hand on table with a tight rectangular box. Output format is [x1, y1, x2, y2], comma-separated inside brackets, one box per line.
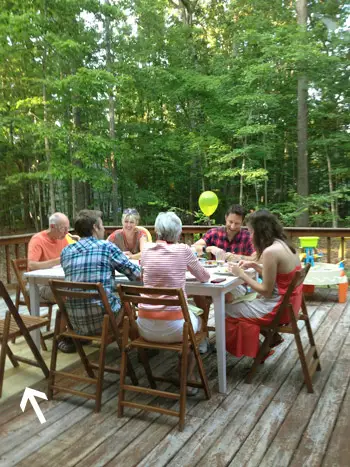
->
[206, 246, 223, 257]
[238, 260, 255, 269]
[227, 262, 244, 278]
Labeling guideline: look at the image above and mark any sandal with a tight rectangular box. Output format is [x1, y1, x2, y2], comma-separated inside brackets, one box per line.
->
[260, 349, 275, 364]
[57, 337, 76, 354]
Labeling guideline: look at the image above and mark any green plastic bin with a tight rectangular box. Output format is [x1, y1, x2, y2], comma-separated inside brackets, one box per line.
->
[299, 237, 319, 248]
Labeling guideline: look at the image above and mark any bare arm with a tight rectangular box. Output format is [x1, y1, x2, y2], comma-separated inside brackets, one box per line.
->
[226, 251, 257, 262]
[129, 234, 147, 260]
[238, 259, 263, 275]
[193, 238, 207, 256]
[28, 258, 61, 271]
[229, 249, 277, 298]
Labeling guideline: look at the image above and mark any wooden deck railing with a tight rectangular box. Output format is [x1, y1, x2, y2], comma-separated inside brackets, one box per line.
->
[1, 226, 349, 285]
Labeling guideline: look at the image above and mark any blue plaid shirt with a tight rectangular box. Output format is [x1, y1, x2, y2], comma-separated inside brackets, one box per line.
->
[61, 237, 141, 335]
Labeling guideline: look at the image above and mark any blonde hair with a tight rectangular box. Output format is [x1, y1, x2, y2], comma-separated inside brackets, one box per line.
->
[122, 208, 140, 225]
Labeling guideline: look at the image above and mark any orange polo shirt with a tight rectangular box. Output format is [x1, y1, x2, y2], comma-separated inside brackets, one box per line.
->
[28, 230, 69, 263]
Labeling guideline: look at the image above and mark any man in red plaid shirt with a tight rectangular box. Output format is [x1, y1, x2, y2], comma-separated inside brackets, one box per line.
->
[194, 204, 255, 261]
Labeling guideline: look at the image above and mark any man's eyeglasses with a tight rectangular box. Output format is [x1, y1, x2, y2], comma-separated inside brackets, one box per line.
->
[123, 208, 138, 215]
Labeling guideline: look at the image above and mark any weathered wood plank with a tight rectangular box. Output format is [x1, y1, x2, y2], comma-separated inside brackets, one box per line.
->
[13, 352, 178, 467]
[260, 301, 350, 467]
[136, 292, 331, 467]
[172, 294, 335, 466]
[289, 359, 350, 467]
[229, 299, 350, 466]
[322, 387, 350, 467]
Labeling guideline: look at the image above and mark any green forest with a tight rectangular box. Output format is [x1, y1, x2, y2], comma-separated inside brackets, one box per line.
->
[0, 0, 349, 233]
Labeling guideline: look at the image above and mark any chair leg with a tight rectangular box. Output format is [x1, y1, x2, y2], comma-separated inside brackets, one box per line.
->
[6, 345, 19, 367]
[138, 348, 156, 389]
[301, 298, 321, 371]
[95, 316, 109, 413]
[47, 304, 53, 332]
[48, 310, 61, 400]
[0, 312, 11, 398]
[40, 332, 48, 351]
[112, 315, 138, 387]
[179, 323, 189, 432]
[193, 340, 211, 400]
[118, 317, 130, 418]
[290, 314, 314, 393]
[245, 329, 273, 384]
[73, 337, 95, 379]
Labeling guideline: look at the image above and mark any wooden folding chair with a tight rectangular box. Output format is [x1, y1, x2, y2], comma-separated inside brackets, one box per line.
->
[12, 258, 54, 350]
[117, 284, 211, 431]
[245, 263, 321, 393]
[48, 280, 139, 412]
[0, 281, 49, 398]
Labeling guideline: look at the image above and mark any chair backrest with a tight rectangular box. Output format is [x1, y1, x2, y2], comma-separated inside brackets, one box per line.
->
[11, 258, 31, 310]
[117, 284, 196, 339]
[270, 263, 311, 327]
[136, 226, 152, 242]
[49, 280, 120, 336]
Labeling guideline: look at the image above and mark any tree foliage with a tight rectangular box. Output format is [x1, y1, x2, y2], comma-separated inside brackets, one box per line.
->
[0, 0, 348, 231]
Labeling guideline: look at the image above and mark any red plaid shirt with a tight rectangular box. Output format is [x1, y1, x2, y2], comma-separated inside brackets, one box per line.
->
[202, 227, 254, 256]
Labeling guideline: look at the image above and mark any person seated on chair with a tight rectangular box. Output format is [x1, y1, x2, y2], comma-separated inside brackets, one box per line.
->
[60, 209, 141, 347]
[137, 212, 210, 394]
[225, 210, 303, 361]
[28, 212, 70, 303]
[107, 208, 148, 260]
[192, 204, 256, 308]
[193, 204, 256, 262]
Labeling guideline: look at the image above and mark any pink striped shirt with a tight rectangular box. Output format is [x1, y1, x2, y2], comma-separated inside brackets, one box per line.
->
[139, 241, 210, 317]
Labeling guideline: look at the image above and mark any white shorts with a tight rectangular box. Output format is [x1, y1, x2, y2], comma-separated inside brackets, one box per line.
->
[137, 309, 201, 344]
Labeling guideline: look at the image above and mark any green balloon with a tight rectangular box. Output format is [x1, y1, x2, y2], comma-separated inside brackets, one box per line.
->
[199, 191, 219, 217]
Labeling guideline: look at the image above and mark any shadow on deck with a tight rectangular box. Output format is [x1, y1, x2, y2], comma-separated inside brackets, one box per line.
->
[0, 287, 349, 466]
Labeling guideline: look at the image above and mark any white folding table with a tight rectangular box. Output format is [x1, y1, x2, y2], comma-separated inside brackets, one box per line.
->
[24, 266, 250, 393]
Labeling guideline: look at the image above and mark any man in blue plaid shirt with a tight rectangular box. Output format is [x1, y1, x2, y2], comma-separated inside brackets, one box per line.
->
[61, 209, 141, 339]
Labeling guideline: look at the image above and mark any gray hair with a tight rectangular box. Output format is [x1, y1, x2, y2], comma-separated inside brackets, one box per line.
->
[49, 213, 61, 225]
[155, 212, 182, 243]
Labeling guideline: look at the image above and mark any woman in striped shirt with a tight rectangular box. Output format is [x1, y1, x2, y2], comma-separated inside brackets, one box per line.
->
[137, 212, 210, 393]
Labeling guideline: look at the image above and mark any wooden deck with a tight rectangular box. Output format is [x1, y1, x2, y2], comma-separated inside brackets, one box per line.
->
[0, 288, 349, 467]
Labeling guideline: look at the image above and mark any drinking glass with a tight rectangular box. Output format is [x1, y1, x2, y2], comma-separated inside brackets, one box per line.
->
[216, 249, 226, 267]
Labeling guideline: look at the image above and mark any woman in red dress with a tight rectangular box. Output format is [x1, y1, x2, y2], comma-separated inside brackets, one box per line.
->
[107, 208, 147, 260]
[225, 210, 303, 359]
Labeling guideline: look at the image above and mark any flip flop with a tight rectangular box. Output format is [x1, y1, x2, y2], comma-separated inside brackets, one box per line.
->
[260, 349, 275, 364]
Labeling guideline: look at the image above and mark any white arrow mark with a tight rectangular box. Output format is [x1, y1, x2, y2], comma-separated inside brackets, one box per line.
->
[20, 387, 48, 424]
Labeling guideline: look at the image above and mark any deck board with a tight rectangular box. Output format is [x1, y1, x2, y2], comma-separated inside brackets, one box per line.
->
[0, 288, 349, 467]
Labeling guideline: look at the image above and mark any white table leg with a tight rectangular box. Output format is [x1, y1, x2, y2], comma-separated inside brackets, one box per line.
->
[28, 277, 41, 351]
[213, 292, 227, 393]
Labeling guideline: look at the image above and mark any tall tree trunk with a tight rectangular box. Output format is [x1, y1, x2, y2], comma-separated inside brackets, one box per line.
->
[37, 180, 43, 230]
[264, 155, 268, 207]
[239, 156, 245, 205]
[72, 106, 85, 212]
[105, 0, 118, 223]
[324, 136, 337, 227]
[42, 1, 55, 213]
[295, 0, 309, 226]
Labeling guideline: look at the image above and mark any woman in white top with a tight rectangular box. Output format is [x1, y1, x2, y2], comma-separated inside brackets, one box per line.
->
[137, 212, 210, 393]
[138, 212, 210, 342]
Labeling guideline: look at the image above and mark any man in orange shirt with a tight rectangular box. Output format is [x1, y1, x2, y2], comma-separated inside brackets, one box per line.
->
[28, 212, 70, 302]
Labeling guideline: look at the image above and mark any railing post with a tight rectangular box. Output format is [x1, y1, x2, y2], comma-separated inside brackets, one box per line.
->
[340, 237, 345, 261]
[327, 237, 331, 263]
[5, 245, 11, 284]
